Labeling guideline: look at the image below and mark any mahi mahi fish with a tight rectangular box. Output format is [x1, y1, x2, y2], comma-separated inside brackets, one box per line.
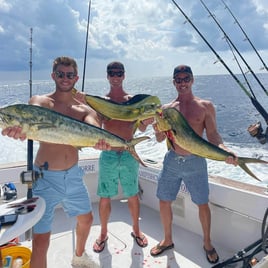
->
[155, 107, 268, 181]
[0, 104, 150, 166]
[72, 88, 162, 122]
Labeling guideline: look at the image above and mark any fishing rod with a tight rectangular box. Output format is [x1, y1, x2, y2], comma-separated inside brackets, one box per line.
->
[27, 27, 33, 199]
[170, 0, 268, 143]
[23, 27, 34, 241]
[225, 39, 268, 143]
[221, 0, 268, 72]
[81, 0, 92, 92]
[199, 0, 268, 97]
[170, 0, 253, 98]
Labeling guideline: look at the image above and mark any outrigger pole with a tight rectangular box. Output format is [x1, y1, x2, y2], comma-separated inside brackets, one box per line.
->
[171, 0, 268, 143]
[81, 0, 92, 92]
[199, 0, 268, 97]
[221, 0, 268, 72]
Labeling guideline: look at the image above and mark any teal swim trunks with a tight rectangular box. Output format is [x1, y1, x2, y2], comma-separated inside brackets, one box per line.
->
[98, 150, 139, 198]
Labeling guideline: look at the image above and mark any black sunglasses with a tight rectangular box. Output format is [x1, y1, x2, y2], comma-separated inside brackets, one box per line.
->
[174, 76, 192, 84]
[108, 71, 124, 77]
[54, 71, 77, 80]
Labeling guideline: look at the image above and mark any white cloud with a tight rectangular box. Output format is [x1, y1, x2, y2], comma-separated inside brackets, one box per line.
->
[0, 0, 12, 12]
[0, 0, 267, 79]
[251, 0, 268, 14]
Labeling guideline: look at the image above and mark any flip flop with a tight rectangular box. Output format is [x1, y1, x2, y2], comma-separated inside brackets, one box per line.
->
[203, 246, 219, 264]
[150, 242, 174, 256]
[93, 236, 108, 253]
[131, 232, 148, 248]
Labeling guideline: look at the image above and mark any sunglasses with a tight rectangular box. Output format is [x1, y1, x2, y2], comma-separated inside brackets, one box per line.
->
[54, 71, 77, 80]
[174, 76, 192, 84]
[108, 71, 124, 77]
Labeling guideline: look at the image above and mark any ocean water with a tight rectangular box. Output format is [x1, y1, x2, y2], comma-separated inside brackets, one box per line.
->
[0, 74, 268, 187]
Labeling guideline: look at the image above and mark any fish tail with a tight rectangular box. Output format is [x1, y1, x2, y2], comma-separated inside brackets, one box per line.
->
[127, 136, 150, 167]
[130, 136, 150, 146]
[238, 157, 268, 181]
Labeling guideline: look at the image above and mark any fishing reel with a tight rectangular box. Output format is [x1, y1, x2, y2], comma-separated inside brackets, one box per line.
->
[248, 122, 268, 144]
[20, 170, 40, 184]
[20, 162, 49, 184]
[20, 162, 48, 200]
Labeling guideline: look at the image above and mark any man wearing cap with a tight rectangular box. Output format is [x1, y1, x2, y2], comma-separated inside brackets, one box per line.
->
[93, 61, 153, 253]
[150, 65, 237, 264]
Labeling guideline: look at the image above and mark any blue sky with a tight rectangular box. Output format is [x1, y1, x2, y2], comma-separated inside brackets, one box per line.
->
[0, 0, 267, 80]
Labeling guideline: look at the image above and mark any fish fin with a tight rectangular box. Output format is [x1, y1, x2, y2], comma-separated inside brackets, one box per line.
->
[165, 130, 176, 150]
[86, 95, 120, 105]
[127, 136, 150, 166]
[129, 147, 147, 167]
[132, 120, 140, 133]
[124, 94, 151, 105]
[238, 157, 268, 165]
[166, 138, 174, 150]
[87, 94, 151, 105]
[131, 136, 150, 145]
[237, 158, 265, 181]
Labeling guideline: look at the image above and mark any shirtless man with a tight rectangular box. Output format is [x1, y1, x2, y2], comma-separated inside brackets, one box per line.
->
[2, 56, 110, 268]
[93, 62, 153, 253]
[150, 65, 237, 264]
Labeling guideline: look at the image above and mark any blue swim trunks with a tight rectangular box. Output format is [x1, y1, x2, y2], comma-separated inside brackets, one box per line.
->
[157, 150, 209, 205]
[98, 150, 139, 198]
[33, 164, 92, 234]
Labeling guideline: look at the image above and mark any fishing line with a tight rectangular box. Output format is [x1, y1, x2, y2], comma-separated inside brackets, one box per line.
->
[221, 0, 268, 72]
[199, 0, 268, 97]
[170, 0, 268, 130]
[224, 37, 256, 99]
[170, 0, 251, 98]
[81, 0, 92, 92]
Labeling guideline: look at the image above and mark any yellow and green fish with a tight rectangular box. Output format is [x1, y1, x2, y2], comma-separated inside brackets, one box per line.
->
[72, 88, 162, 123]
[0, 104, 150, 166]
[155, 107, 268, 181]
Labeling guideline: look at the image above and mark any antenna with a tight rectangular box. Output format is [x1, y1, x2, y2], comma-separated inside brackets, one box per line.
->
[29, 28, 33, 98]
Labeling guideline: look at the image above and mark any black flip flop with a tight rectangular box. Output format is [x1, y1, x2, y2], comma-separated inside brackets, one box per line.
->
[131, 232, 148, 248]
[93, 237, 108, 253]
[203, 246, 219, 264]
[150, 242, 174, 256]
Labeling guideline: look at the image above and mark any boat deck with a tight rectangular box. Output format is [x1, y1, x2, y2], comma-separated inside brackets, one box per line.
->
[21, 200, 241, 268]
[1, 159, 267, 267]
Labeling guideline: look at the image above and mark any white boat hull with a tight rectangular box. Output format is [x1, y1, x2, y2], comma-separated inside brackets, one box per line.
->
[0, 157, 267, 267]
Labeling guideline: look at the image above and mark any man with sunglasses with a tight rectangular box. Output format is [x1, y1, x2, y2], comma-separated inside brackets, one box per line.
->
[150, 65, 237, 264]
[1, 56, 110, 268]
[93, 61, 153, 253]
